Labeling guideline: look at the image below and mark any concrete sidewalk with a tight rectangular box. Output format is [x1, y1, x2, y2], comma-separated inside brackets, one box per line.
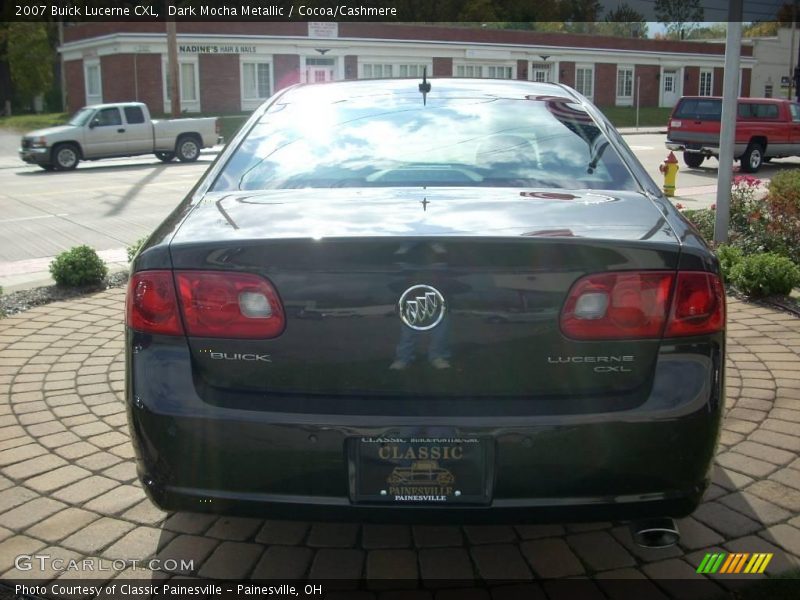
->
[0, 289, 798, 592]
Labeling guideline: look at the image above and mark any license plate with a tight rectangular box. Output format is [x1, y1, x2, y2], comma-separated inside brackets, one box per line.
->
[354, 436, 489, 504]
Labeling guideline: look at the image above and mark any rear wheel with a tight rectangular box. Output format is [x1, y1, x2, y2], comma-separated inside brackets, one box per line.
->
[155, 151, 175, 163]
[683, 153, 704, 168]
[52, 143, 80, 171]
[741, 143, 764, 173]
[176, 136, 201, 163]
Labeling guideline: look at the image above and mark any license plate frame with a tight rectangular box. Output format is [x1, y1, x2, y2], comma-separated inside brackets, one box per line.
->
[353, 436, 491, 505]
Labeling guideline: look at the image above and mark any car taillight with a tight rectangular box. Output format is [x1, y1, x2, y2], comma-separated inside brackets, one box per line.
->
[127, 271, 184, 336]
[175, 271, 285, 339]
[561, 272, 674, 340]
[561, 271, 725, 340]
[664, 272, 725, 337]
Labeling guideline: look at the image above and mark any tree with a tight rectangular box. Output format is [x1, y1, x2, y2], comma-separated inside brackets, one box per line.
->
[602, 2, 649, 38]
[6, 22, 53, 110]
[743, 21, 779, 37]
[655, 0, 705, 40]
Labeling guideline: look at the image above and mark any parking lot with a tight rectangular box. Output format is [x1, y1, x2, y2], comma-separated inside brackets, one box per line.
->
[1, 128, 800, 594]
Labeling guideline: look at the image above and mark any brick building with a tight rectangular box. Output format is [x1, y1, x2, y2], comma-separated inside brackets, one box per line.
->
[60, 22, 755, 115]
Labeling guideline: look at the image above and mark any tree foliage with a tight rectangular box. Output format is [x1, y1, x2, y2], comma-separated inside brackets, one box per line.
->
[6, 22, 54, 107]
[602, 2, 649, 38]
[655, 0, 705, 40]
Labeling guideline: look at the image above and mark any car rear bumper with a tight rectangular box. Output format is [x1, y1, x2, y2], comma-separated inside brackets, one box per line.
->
[127, 333, 724, 523]
[665, 140, 746, 157]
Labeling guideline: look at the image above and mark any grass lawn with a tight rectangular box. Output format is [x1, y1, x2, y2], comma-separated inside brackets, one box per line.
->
[0, 113, 70, 132]
[599, 106, 673, 128]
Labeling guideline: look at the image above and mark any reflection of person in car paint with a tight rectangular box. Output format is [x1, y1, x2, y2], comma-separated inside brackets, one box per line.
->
[390, 314, 451, 370]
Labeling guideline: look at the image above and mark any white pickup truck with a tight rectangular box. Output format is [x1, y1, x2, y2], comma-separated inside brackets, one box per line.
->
[19, 102, 221, 171]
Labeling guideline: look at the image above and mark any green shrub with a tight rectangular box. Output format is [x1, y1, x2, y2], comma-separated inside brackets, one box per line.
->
[765, 169, 800, 264]
[715, 245, 743, 282]
[127, 236, 148, 262]
[683, 208, 715, 240]
[49, 245, 108, 287]
[728, 253, 800, 298]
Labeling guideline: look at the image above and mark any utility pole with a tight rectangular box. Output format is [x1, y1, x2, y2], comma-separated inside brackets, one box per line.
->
[714, 2, 743, 244]
[166, 8, 180, 117]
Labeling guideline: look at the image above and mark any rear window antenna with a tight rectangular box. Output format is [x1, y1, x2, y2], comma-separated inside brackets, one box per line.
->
[419, 68, 431, 105]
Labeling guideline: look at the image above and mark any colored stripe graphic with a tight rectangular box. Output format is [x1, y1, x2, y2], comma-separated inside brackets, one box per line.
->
[697, 552, 773, 574]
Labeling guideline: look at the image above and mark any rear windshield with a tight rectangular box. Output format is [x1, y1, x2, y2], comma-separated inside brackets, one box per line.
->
[674, 98, 722, 121]
[212, 94, 638, 192]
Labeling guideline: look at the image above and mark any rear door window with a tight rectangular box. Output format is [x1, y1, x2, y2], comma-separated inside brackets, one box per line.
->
[673, 98, 721, 121]
[739, 103, 779, 119]
[124, 106, 145, 124]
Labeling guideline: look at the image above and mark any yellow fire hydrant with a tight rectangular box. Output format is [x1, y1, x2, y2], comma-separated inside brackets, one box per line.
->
[659, 151, 679, 197]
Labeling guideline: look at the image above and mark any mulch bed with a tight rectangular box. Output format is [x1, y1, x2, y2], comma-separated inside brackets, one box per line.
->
[0, 272, 129, 317]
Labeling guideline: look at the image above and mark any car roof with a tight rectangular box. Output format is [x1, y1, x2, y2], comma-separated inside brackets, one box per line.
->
[84, 102, 146, 110]
[278, 78, 578, 103]
[679, 96, 790, 104]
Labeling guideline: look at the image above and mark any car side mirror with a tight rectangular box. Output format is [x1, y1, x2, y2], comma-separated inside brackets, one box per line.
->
[89, 120, 99, 129]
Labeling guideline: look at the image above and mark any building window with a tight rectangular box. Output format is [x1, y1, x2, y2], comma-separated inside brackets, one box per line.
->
[361, 63, 430, 79]
[84, 60, 102, 104]
[362, 64, 393, 78]
[699, 69, 713, 96]
[765, 84, 773, 98]
[242, 62, 272, 99]
[616, 66, 634, 104]
[163, 58, 200, 112]
[455, 64, 514, 79]
[575, 65, 594, 98]
[531, 62, 552, 82]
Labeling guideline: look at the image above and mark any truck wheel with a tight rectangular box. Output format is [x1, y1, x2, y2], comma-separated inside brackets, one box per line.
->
[683, 153, 704, 168]
[155, 151, 175, 163]
[52, 143, 80, 171]
[176, 136, 200, 162]
[741, 143, 764, 173]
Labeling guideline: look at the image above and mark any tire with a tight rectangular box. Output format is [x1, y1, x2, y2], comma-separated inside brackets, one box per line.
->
[155, 151, 175, 163]
[683, 153, 704, 168]
[38, 164, 55, 171]
[52, 143, 80, 171]
[741, 143, 764, 173]
[175, 136, 201, 163]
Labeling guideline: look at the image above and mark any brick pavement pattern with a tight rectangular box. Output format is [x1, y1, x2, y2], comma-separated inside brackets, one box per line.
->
[0, 290, 799, 596]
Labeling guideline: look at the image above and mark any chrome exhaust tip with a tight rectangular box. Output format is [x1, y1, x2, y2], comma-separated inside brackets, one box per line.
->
[630, 518, 680, 548]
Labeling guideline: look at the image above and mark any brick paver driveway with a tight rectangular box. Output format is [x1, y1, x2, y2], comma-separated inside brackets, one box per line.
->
[0, 289, 799, 596]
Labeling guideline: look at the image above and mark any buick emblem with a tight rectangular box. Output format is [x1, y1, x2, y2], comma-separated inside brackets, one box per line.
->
[398, 285, 446, 331]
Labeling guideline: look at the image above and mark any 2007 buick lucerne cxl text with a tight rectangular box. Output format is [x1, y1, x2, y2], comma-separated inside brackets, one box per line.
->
[126, 78, 724, 547]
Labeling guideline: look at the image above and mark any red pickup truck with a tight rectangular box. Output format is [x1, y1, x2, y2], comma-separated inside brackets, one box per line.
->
[665, 96, 800, 173]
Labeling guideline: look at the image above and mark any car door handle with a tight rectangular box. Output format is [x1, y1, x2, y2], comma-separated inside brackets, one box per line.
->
[117, 128, 126, 133]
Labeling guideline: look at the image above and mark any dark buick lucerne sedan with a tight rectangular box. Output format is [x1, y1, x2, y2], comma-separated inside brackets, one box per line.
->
[126, 79, 724, 542]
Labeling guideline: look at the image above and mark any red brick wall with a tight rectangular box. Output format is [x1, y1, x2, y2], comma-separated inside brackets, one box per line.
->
[433, 57, 452, 77]
[516, 59, 527, 80]
[634, 65, 659, 107]
[559, 62, 575, 87]
[64, 59, 84, 113]
[199, 54, 240, 113]
[594, 63, 616, 106]
[741, 68, 751, 97]
[134, 54, 162, 116]
[344, 55, 358, 80]
[101, 55, 136, 102]
[273, 55, 300, 90]
[713, 67, 725, 96]
[683, 67, 700, 96]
